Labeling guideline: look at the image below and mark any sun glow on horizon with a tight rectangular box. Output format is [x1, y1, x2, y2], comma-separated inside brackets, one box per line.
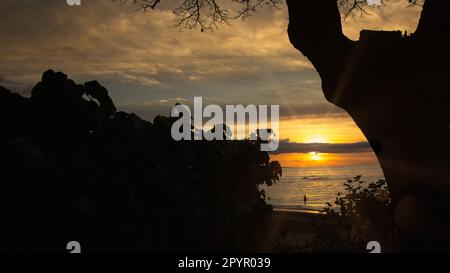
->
[272, 115, 381, 168]
[279, 116, 368, 144]
[310, 152, 322, 161]
[271, 152, 379, 168]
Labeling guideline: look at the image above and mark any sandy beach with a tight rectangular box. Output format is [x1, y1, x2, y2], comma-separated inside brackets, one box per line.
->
[255, 209, 325, 252]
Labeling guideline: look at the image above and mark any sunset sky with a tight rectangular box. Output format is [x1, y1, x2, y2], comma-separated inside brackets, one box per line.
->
[0, 0, 422, 168]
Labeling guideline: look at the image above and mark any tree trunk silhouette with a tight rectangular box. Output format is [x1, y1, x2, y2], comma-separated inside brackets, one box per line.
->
[286, 0, 450, 250]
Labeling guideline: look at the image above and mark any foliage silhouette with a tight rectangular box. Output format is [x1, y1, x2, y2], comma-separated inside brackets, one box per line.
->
[0, 70, 281, 252]
[302, 176, 397, 253]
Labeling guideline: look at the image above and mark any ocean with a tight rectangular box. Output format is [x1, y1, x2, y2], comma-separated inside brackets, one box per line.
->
[262, 164, 385, 213]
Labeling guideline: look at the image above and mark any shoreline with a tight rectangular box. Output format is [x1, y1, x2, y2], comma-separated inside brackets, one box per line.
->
[255, 208, 326, 251]
[273, 207, 322, 214]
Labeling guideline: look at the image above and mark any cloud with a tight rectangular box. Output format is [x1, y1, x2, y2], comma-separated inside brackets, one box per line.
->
[0, 0, 423, 123]
[272, 139, 373, 154]
[0, 0, 308, 89]
[118, 73, 160, 86]
[117, 98, 347, 122]
[341, 0, 422, 39]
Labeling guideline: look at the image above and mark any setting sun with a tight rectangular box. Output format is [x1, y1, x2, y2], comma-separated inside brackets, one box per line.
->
[273, 116, 380, 168]
[310, 152, 322, 161]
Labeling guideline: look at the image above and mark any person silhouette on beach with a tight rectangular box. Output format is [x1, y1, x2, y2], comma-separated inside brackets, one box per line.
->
[304, 194, 307, 204]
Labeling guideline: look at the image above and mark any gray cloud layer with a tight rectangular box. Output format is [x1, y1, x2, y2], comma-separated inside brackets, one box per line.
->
[273, 140, 373, 154]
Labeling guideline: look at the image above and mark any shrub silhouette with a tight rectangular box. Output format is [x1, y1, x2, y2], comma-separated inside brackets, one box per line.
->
[0, 70, 281, 252]
[302, 176, 397, 253]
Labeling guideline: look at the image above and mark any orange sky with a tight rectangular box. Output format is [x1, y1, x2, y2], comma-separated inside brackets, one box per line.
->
[0, 0, 422, 170]
[279, 115, 367, 144]
[273, 115, 378, 167]
[271, 152, 379, 168]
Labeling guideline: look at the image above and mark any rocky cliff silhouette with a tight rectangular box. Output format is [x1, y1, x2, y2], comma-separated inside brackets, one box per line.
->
[0, 70, 281, 252]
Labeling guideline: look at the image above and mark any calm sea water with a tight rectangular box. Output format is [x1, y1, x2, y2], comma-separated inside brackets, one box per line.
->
[262, 165, 385, 213]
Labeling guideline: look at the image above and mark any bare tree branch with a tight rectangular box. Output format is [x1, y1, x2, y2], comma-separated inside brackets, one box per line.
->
[338, 0, 422, 19]
[116, 0, 282, 31]
[116, 0, 423, 31]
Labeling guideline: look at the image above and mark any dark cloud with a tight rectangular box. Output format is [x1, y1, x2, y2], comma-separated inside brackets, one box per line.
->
[272, 139, 373, 154]
[116, 99, 347, 122]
